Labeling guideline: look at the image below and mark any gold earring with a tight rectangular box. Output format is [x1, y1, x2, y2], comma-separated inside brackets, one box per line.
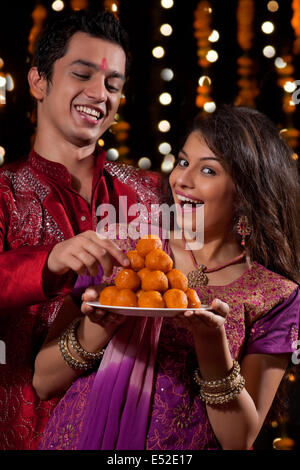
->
[236, 215, 251, 247]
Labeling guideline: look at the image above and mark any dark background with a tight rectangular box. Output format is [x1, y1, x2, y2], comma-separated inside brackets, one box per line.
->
[1, 0, 300, 169]
[0, 0, 300, 450]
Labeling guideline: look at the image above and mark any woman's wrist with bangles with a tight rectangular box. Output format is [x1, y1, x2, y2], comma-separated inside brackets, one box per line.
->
[76, 314, 112, 355]
[58, 317, 107, 371]
[193, 359, 245, 405]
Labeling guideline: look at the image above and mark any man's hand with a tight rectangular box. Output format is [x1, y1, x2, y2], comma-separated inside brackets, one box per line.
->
[47, 230, 130, 276]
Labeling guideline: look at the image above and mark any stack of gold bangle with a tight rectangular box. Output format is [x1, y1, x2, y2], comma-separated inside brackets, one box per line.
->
[194, 360, 245, 405]
[58, 317, 106, 371]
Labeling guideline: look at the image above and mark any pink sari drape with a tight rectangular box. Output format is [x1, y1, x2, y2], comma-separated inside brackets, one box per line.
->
[76, 316, 162, 449]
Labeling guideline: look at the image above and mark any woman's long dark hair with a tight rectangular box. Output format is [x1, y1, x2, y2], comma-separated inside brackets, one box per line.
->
[191, 105, 300, 283]
[190, 105, 300, 437]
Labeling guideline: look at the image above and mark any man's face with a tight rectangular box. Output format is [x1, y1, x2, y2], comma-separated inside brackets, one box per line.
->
[37, 32, 126, 147]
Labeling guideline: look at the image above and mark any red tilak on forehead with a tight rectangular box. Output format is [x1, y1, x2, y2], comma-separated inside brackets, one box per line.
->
[100, 58, 108, 70]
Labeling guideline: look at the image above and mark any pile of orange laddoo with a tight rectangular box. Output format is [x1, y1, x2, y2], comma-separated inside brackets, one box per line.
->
[99, 235, 201, 309]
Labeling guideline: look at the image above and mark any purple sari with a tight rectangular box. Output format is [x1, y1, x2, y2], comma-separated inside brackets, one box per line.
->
[39, 240, 300, 450]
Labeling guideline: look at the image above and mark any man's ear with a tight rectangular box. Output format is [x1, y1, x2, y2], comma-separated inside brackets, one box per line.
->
[28, 67, 47, 100]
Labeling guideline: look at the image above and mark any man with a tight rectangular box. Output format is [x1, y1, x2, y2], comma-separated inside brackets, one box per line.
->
[0, 10, 161, 449]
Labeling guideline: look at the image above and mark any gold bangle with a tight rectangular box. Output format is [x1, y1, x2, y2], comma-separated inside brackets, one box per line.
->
[194, 360, 240, 388]
[193, 360, 245, 405]
[68, 317, 106, 362]
[201, 374, 242, 395]
[199, 376, 245, 405]
[58, 331, 94, 371]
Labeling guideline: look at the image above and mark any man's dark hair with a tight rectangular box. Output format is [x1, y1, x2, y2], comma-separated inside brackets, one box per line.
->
[33, 10, 130, 83]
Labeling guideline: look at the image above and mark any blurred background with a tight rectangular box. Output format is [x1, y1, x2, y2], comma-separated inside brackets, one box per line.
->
[0, 0, 300, 450]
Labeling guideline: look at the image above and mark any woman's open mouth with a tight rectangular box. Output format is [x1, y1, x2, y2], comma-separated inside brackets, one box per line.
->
[176, 194, 204, 210]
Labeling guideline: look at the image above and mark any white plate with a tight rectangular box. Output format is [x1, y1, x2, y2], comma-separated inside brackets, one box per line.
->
[86, 302, 212, 317]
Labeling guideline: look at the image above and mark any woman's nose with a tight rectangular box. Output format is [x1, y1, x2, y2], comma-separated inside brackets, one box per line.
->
[176, 166, 195, 188]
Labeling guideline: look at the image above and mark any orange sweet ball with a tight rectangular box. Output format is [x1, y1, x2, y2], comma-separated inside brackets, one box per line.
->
[137, 267, 152, 281]
[114, 289, 138, 307]
[166, 269, 188, 292]
[99, 286, 119, 306]
[145, 248, 173, 273]
[138, 290, 165, 308]
[126, 250, 145, 271]
[115, 268, 141, 291]
[136, 234, 162, 257]
[136, 289, 143, 299]
[163, 289, 188, 308]
[141, 270, 169, 292]
[186, 288, 201, 308]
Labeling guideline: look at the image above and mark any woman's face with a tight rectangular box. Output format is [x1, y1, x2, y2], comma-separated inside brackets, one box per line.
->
[169, 131, 236, 237]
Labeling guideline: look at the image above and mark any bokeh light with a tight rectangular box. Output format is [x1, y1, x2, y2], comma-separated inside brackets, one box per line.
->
[208, 30, 220, 42]
[159, 142, 172, 155]
[203, 101, 216, 113]
[152, 46, 165, 59]
[267, 1, 279, 12]
[263, 45, 276, 58]
[206, 50, 219, 62]
[161, 68, 174, 81]
[138, 157, 152, 169]
[51, 0, 64, 11]
[161, 0, 174, 9]
[106, 148, 119, 161]
[261, 21, 275, 34]
[158, 120, 171, 132]
[160, 24, 173, 36]
[159, 92, 172, 105]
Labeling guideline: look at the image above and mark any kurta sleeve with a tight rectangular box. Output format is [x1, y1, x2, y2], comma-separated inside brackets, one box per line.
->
[245, 287, 300, 355]
[0, 189, 74, 311]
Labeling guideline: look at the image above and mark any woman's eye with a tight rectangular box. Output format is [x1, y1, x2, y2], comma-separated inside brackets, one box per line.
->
[177, 158, 188, 167]
[202, 167, 216, 175]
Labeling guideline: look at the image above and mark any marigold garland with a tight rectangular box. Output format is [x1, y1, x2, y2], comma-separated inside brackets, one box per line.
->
[27, 4, 47, 56]
[277, 9, 300, 151]
[276, 55, 299, 150]
[235, 0, 259, 107]
[70, 0, 88, 10]
[291, 0, 300, 55]
[103, 1, 130, 162]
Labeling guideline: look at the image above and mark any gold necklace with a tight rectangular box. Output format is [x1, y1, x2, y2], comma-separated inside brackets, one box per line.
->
[185, 241, 247, 288]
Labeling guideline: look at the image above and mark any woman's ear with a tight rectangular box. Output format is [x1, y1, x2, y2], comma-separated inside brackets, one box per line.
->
[27, 67, 47, 100]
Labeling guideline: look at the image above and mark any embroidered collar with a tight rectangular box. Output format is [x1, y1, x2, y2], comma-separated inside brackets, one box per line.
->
[29, 146, 106, 186]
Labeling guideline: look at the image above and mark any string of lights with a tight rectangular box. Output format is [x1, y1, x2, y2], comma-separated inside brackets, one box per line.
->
[274, 0, 300, 160]
[156, 0, 175, 174]
[193, 0, 218, 114]
[102, 0, 133, 165]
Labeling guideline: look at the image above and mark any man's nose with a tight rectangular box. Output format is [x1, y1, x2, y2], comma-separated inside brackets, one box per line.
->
[85, 77, 107, 102]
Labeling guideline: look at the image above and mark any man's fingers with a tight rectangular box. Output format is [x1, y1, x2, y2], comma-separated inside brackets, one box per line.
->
[80, 232, 130, 268]
[75, 250, 99, 276]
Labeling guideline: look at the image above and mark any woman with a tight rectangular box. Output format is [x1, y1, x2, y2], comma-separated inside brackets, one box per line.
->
[36, 106, 300, 450]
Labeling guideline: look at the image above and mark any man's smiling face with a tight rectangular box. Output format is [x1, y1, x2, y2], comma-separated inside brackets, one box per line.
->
[37, 32, 126, 147]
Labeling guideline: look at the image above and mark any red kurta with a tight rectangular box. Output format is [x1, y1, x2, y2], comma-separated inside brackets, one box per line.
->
[0, 148, 162, 449]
